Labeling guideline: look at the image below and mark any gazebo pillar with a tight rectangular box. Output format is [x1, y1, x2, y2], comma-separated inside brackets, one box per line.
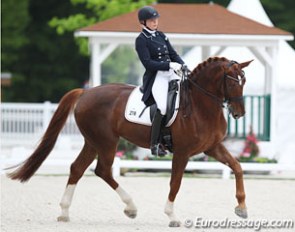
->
[201, 46, 211, 60]
[90, 39, 101, 86]
[247, 44, 279, 141]
[268, 44, 279, 143]
[89, 38, 118, 86]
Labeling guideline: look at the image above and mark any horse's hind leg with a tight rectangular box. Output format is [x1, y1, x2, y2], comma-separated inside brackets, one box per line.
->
[57, 142, 97, 222]
[94, 146, 137, 219]
[205, 143, 247, 219]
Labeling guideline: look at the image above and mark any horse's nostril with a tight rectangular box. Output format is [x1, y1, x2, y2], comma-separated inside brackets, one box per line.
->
[233, 114, 240, 119]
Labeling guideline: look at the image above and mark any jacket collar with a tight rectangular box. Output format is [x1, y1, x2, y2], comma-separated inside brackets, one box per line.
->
[142, 27, 157, 38]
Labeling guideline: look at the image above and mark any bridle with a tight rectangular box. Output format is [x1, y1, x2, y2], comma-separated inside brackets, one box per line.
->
[182, 60, 246, 108]
[223, 60, 246, 105]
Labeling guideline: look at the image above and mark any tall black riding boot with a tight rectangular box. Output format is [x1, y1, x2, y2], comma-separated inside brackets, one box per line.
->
[150, 110, 167, 157]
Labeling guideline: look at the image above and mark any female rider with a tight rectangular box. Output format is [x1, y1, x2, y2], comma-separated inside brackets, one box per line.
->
[135, 6, 185, 156]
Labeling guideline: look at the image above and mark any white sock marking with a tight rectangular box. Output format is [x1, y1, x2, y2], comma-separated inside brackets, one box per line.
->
[164, 199, 179, 222]
[59, 184, 76, 219]
[116, 186, 137, 212]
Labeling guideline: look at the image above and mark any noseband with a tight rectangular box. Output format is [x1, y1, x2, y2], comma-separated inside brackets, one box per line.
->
[183, 60, 245, 108]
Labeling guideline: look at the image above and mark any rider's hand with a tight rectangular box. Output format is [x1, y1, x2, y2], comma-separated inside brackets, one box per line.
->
[182, 64, 188, 71]
[169, 62, 182, 72]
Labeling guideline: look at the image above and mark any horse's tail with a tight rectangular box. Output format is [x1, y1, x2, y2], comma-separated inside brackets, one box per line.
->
[7, 88, 84, 182]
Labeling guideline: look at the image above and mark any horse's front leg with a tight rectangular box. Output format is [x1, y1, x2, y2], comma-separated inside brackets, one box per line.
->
[165, 154, 189, 227]
[205, 143, 247, 218]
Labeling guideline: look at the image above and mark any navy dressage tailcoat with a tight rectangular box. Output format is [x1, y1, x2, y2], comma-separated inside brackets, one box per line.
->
[135, 29, 184, 106]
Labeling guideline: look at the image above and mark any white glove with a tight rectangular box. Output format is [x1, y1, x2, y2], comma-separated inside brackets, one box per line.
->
[169, 62, 182, 72]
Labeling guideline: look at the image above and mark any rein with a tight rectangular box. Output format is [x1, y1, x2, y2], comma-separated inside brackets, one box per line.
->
[188, 77, 224, 107]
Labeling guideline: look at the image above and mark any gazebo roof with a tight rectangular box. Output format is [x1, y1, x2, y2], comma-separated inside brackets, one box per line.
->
[78, 3, 292, 37]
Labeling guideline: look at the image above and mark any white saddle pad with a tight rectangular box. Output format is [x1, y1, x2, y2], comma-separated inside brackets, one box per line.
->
[125, 86, 180, 127]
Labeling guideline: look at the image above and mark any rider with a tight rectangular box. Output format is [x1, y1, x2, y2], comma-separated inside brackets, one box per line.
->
[135, 6, 185, 156]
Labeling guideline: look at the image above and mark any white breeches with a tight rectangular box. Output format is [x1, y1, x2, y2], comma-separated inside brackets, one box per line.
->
[152, 69, 180, 115]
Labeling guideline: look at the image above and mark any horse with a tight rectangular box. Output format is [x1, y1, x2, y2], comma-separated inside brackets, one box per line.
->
[7, 57, 252, 227]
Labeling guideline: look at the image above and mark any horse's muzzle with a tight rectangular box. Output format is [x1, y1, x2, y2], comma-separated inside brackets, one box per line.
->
[228, 105, 245, 119]
[233, 113, 243, 119]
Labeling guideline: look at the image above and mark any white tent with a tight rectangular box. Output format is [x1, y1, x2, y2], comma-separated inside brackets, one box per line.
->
[184, 0, 295, 162]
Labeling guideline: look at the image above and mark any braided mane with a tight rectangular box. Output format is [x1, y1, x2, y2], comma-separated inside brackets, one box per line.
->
[191, 57, 229, 76]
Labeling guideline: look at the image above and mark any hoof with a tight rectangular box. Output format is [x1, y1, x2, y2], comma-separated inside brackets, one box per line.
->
[57, 216, 70, 222]
[124, 209, 137, 219]
[169, 220, 181, 227]
[235, 206, 248, 219]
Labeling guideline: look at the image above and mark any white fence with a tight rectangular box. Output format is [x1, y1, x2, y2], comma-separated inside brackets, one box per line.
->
[1, 102, 83, 147]
[112, 158, 295, 178]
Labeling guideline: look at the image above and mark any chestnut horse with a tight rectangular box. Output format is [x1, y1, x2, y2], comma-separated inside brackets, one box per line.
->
[8, 57, 252, 227]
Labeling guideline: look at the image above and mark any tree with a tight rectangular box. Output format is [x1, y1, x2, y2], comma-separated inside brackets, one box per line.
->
[2, 0, 90, 102]
[102, 45, 142, 85]
[261, 0, 295, 49]
[49, 0, 154, 55]
[1, 0, 30, 71]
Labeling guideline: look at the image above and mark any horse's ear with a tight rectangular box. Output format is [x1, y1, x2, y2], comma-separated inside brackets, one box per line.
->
[240, 60, 254, 69]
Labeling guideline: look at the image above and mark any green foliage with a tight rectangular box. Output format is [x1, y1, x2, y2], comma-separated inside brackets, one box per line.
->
[49, 0, 154, 55]
[69, 0, 155, 20]
[238, 156, 277, 163]
[261, 0, 295, 48]
[102, 45, 141, 85]
[148, 154, 174, 160]
[2, 0, 89, 102]
[117, 137, 138, 160]
[251, 157, 277, 163]
[49, 13, 94, 55]
[1, 0, 30, 71]
[50, 14, 95, 35]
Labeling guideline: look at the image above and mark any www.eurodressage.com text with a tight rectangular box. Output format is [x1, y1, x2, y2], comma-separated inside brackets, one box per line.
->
[184, 217, 294, 231]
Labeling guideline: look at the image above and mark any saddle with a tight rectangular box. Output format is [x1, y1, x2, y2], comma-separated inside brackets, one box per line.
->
[125, 80, 180, 152]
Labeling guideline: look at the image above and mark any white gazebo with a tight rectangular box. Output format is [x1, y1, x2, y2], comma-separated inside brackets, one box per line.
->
[75, 3, 293, 144]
